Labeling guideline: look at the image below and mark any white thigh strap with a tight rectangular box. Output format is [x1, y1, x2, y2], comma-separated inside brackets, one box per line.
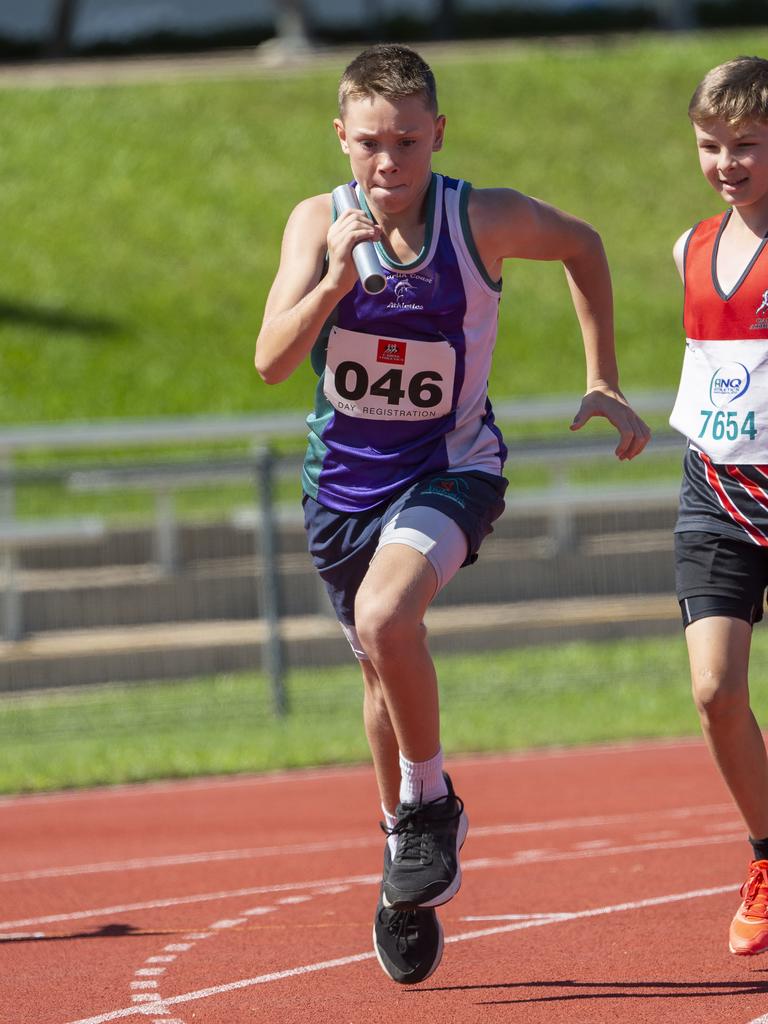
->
[376, 505, 468, 593]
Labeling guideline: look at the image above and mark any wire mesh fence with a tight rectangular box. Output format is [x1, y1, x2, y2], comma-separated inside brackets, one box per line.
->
[0, 418, 685, 686]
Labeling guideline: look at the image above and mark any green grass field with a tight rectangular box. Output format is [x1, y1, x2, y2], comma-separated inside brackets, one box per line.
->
[3, 31, 767, 795]
[6, 629, 768, 794]
[2, 28, 766, 427]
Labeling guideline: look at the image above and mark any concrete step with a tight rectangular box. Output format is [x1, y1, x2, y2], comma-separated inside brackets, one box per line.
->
[14, 500, 678, 571]
[16, 510, 309, 571]
[9, 528, 675, 633]
[15, 552, 328, 631]
[0, 593, 681, 692]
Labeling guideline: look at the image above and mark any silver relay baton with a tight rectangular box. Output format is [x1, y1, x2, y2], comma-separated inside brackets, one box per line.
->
[331, 184, 386, 295]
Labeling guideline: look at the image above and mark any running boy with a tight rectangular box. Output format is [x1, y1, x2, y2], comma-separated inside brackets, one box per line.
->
[669, 55, 768, 956]
[256, 43, 650, 984]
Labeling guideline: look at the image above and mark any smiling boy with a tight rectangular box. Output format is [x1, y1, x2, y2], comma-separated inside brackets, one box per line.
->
[668, 55, 768, 955]
[256, 44, 649, 984]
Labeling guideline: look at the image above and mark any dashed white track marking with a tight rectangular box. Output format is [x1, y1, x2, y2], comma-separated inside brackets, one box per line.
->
[0, 802, 733, 883]
[0, 830, 745, 933]
[62, 883, 738, 1024]
[124, 930, 219, 1024]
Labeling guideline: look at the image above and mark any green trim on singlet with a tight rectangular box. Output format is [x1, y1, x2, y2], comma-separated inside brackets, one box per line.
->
[302, 393, 333, 499]
[458, 181, 502, 293]
[359, 173, 438, 272]
[302, 310, 336, 499]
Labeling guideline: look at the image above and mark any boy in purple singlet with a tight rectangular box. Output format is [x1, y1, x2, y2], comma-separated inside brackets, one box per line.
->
[256, 43, 649, 984]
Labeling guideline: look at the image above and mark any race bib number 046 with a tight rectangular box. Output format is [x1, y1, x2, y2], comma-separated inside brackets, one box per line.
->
[323, 326, 456, 421]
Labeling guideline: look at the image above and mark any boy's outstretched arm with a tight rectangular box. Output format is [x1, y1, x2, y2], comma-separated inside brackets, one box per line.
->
[469, 189, 651, 460]
[255, 194, 381, 384]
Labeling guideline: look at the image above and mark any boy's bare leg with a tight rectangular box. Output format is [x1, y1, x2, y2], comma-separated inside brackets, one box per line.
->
[356, 542, 467, 909]
[360, 658, 401, 815]
[355, 543, 441, 764]
[686, 615, 768, 839]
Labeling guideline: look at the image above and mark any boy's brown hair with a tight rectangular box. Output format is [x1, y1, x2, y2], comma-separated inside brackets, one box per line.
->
[338, 44, 438, 117]
[689, 55, 768, 127]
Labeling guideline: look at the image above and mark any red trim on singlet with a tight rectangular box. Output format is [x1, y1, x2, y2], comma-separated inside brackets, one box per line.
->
[683, 211, 768, 340]
[727, 464, 768, 511]
[699, 451, 768, 545]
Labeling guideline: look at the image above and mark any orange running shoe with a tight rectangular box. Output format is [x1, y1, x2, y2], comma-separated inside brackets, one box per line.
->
[729, 860, 768, 955]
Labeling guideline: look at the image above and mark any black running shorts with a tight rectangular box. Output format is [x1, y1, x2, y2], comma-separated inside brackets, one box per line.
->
[675, 530, 768, 627]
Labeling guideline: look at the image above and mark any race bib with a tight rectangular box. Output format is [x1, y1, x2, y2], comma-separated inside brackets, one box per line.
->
[323, 326, 456, 421]
[669, 339, 768, 462]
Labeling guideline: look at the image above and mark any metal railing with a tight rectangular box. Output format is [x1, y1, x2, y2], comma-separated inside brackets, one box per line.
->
[0, 392, 680, 705]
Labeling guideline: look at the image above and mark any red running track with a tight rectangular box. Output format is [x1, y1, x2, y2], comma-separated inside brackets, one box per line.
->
[3, 738, 768, 1024]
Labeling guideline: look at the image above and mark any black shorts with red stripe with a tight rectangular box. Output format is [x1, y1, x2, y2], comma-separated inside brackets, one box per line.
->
[676, 447, 768, 547]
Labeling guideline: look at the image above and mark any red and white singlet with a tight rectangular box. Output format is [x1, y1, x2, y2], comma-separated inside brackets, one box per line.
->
[671, 210, 768, 545]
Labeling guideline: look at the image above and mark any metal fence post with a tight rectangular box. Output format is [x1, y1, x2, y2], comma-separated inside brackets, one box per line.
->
[153, 487, 179, 574]
[2, 548, 22, 642]
[0, 456, 20, 641]
[255, 447, 287, 716]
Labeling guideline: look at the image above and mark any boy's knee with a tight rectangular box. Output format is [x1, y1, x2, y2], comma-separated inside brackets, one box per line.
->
[355, 593, 423, 657]
[691, 667, 748, 721]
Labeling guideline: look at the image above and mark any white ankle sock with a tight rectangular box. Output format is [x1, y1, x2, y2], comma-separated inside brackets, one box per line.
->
[398, 748, 448, 806]
[382, 805, 398, 860]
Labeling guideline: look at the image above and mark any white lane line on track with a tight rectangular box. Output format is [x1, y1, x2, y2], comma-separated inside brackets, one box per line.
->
[747, 1015, 768, 1023]
[0, 802, 733, 883]
[461, 913, 573, 922]
[0, 737, 709, 811]
[0, 830, 745, 933]
[0, 840, 374, 883]
[61, 882, 737, 1024]
[0, 876, 380, 931]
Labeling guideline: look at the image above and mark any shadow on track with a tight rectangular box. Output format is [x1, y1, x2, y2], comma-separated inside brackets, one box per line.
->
[0, 922, 165, 943]
[413, 978, 768, 1004]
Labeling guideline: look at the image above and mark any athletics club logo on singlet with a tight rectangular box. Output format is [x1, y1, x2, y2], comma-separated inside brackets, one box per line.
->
[385, 273, 431, 311]
[753, 289, 768, 331]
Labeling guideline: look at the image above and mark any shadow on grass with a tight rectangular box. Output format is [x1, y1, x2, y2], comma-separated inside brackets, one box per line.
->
[413, 977, 768, 1004]
[0, 298, 121, 336]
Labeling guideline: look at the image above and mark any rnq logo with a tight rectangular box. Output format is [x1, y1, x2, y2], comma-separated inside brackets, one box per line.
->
[710, 362, 751, 407]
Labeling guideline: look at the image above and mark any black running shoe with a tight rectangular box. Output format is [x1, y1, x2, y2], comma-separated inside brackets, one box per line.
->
[373, 848, 444, 984]
[382, 772, 468, 910]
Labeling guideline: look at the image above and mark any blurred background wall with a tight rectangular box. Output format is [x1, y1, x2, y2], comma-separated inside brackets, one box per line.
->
[0, 0, 761, 62]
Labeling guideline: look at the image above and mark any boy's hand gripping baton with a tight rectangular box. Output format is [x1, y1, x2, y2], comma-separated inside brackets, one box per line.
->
[331, 184, 386, 295]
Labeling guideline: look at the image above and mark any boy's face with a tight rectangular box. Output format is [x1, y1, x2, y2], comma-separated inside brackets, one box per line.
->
[694, 118, 768, 215]
[334, 92, 445, 216]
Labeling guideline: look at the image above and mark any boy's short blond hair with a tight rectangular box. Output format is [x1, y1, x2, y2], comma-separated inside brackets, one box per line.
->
[689, 55, 768, 127]
[338, 44, 438, 117]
